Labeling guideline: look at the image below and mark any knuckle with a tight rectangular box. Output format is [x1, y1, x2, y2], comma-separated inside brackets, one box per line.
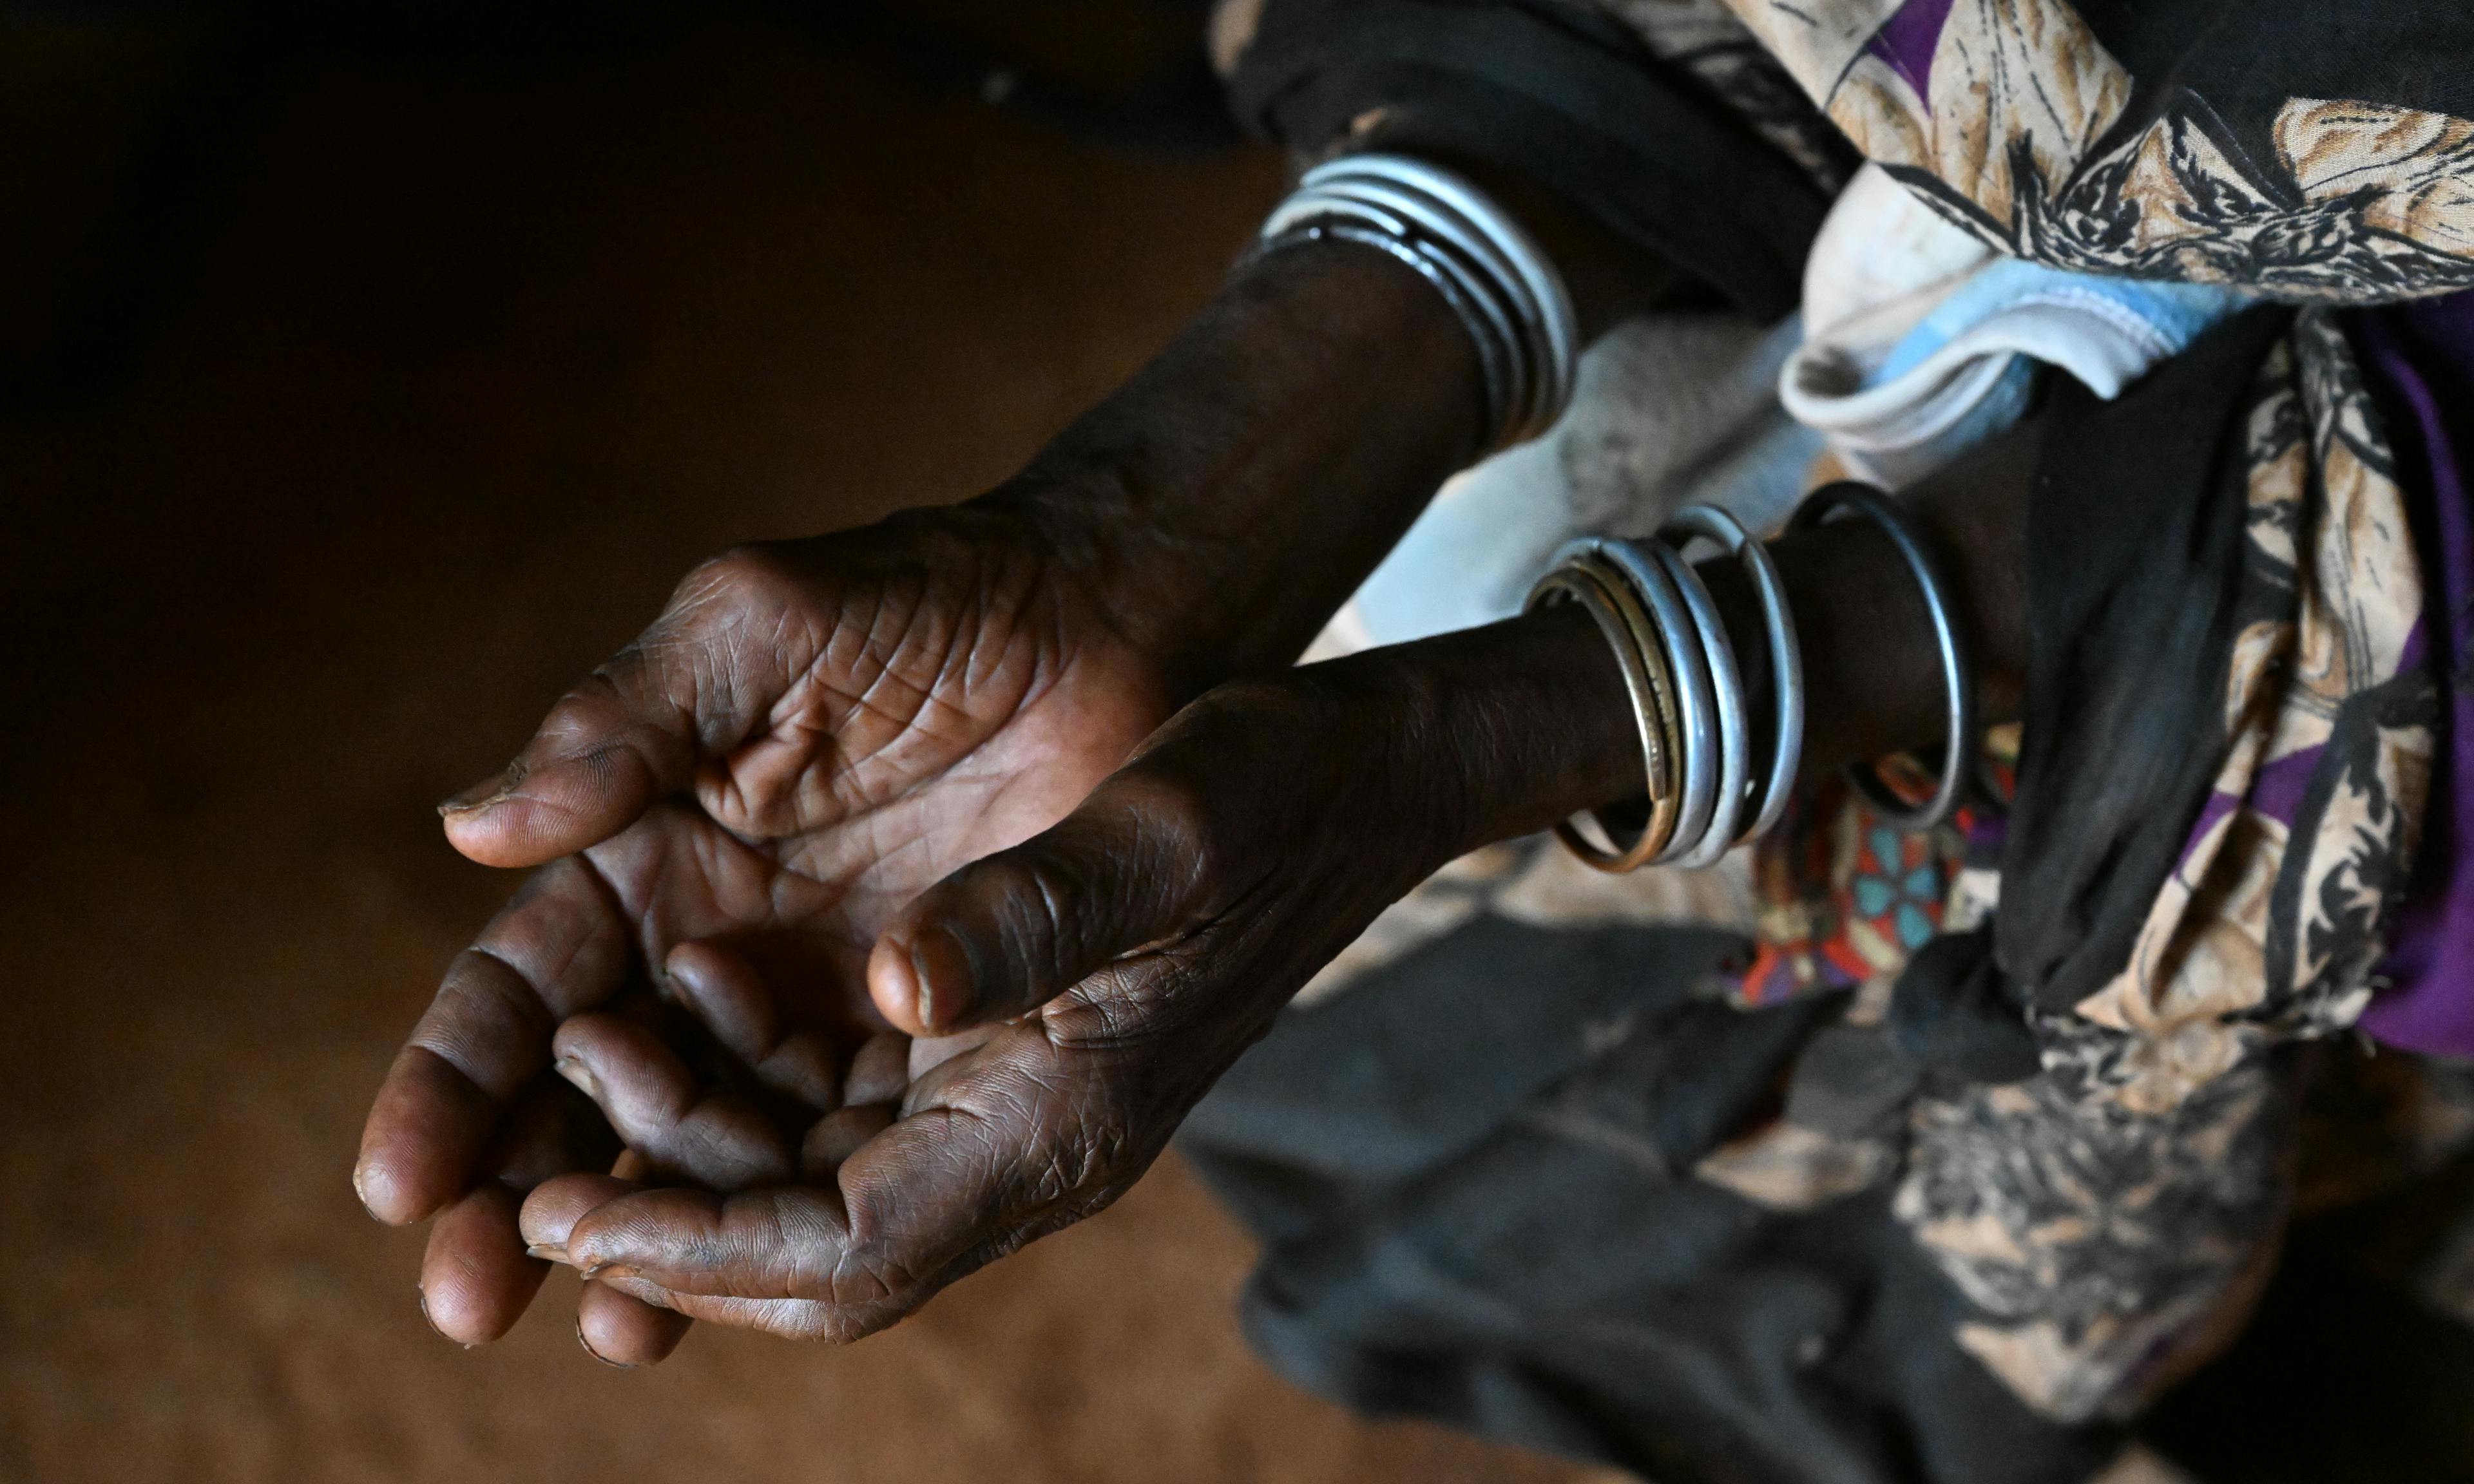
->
[677, 544, 796, 613]
[1098, 770, 1216, 876]
[1184, 674, 1328, 732]
[430, 945, 553, 1039]
[1044, 1112, 1136, 1204]
[977, 854, 1078, 979]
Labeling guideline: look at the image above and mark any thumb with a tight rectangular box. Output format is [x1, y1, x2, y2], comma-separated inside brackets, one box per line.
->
[440, 555, 795, 868]
[868, 774, 1213, 1036]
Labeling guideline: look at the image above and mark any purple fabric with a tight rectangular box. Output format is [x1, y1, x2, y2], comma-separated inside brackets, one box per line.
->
[2354, 294, 2474, 1058]
[2179, 747, 2329, 875]
[1867, 0, 1957, 101]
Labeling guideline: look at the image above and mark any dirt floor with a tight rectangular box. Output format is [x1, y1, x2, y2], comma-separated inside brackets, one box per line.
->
[0, 11, 1606, 1483]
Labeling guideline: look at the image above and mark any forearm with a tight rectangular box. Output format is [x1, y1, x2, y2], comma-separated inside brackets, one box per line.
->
[988, 238, 1486, 696]
[1705, 423, 2032, 784]
[977, 160, 1673, 700]
[1336, 430, 2035, 866]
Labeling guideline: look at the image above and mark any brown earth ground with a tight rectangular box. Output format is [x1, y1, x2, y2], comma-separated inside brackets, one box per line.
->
[0, 9, 1608, 1482]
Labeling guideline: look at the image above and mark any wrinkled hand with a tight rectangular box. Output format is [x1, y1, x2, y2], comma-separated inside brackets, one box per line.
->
[499, 603, 1633, 1355]
[512, 653, 1496, 1353]
[354, 504, 1173, 1362]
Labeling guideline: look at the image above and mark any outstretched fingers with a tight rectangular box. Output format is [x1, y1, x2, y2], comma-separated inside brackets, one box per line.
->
[438, 551, 813, 870]
[416, 1073, 621, 1346]
[517, 1172, 696, 1365]
[550, 1013, 796, 1192]
[358, 856, 634, 1226]
[536, 1023, 1143, 1342]
[523, 1174, 847, 1348]
[576, 1275, 695, 1366]
[664, 940, 843, 1114]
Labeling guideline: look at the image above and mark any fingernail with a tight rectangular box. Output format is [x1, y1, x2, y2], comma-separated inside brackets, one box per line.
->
[438, 765, 517, 815]
[553, 1055, 598, 1099]
[909, 929, 976, 1032]
[577, 1317, 638, 1369]
[525, 1242, 570, 1264]
[579, 1262, 640, 1285]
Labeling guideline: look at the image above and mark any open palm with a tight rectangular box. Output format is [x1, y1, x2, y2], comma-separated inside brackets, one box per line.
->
[355, 505, 1169, 1362]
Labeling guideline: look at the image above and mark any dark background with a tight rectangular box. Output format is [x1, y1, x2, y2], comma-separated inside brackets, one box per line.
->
[0, 4, 1607, 1479]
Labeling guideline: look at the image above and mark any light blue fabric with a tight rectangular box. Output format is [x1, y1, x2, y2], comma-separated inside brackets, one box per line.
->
[1875, 260, 2255, 386]
[1788, 258, 2258, 489]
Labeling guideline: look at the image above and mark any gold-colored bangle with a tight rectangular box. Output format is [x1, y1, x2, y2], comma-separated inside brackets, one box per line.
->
[1533, 564, 1670, 799]
[1571, 549, 1685, 859]
[1524, 558, 1680, 872]
[1567, 553, 1685, 868]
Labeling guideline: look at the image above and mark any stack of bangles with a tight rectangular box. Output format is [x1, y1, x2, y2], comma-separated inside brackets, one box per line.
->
[1243, 151, 1579, 452]
[1527, 483, 1977, 873]
[1234, 162, 1977, 865]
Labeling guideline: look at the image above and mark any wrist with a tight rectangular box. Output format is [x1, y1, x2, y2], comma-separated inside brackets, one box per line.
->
[1308, 603, 1644, 868]
[979, 236, 1487, 699]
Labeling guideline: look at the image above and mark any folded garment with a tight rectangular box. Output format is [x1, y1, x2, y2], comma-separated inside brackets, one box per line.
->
[1781, 166, 2256, 488]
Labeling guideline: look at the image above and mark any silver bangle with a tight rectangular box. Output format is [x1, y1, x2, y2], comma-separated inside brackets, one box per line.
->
[1370, 159, 1577, 430]
[1661, 506, 1803, 844]
[1258, 218, 1513, 448]
[1647, 541, 1749, 868]
[1788, 482, 1976, 832]
[1537, 504, 1810, 872]
[1266, 182, 1537, 425]
[1298, 161, 1571, 437]
[1243, 153, 1578, 453]
[1588, 538, 1719, 862]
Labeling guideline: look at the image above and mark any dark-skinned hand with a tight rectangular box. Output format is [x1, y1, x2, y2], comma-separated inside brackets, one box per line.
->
[509, 605, 1640, 1352]
[494, 417, 2043, 1360]
[354, 227, 1526, 1365]
[354, 504, 1173, 1364]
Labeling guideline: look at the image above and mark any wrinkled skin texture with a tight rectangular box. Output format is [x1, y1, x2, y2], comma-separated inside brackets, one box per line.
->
[358, 231, 1528, 1363]
[358, 437, 2035, 1365]
[356, 504, 1175, 1360]
[511, 660, 1499, 1346]
[354, 205, 2030, 1363]
[483, 576, 1642, 1353]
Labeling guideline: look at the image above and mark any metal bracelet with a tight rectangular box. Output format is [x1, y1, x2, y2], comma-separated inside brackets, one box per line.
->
[1787, 481, 1976, 832]
[1245, 153, 1578, 453]
[1526, 564, 1678, 871]
[1286, 167, 1553, 437]
[1660, 505, 1804, 844]
[1586, 538, 1719, 863]
[1572, 550, 1686, 862]
[1287, 184, 1537, 436]
[1251, 218, 1513, 446]
[1259, 186, 1534, 424]
[1645, 541, 1749, 868]
[1325, 155, 1578, 432]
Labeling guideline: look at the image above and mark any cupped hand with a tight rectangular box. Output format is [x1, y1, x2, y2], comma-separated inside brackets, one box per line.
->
[512, 647, 1537, 1351]
[355, 503, 1173, 1360]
